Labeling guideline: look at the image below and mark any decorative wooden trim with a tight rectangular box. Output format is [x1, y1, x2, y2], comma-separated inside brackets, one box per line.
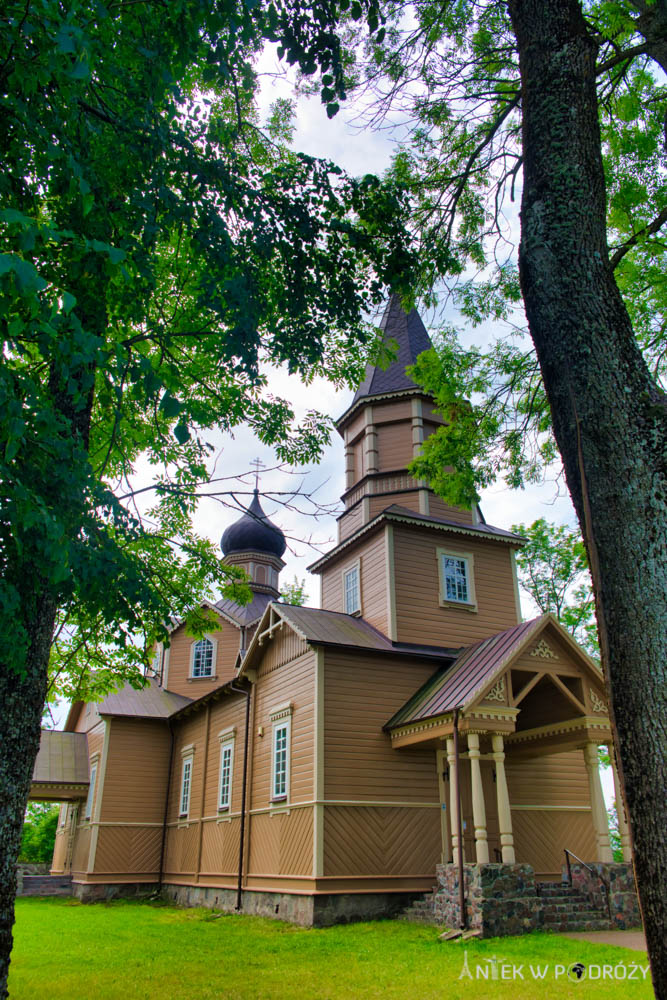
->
[86, 720, 110, 874]
[510, 548, 523, 622]
[506, 715, 612, 744]
[384, 524, 397, 641]
[313, 648, 325, 878]
[530, 638, 558, 660]
[509, 804, 592, 812]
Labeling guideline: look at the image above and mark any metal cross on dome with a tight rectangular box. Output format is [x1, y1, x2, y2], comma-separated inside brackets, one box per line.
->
[250, 457, 265, 490]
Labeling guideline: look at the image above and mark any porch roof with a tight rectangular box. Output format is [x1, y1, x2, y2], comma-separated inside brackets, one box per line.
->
[30, 730, 90, 800]
[385, 616, 545, 729]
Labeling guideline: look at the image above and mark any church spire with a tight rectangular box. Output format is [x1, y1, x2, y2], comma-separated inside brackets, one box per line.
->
[351, 293, 433, 406]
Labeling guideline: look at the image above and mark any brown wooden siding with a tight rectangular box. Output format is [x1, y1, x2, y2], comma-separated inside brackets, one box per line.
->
[320, 532, 387, 634]
[99, 719, 170, 825]
[338, 502, 363, 542]
[428, 494, 474, 525]
[512, 810, 597, 876]
[248, 808, 313, 877]
[256, 627, 308, 677]
[392, 525, 519, 647]
[323, 806, 440, 877]
[368, 491, 422, 521]
[165, 617, 241, 697]
[506, 749, 597, 874]
[251, 649, 315, 811]
[376, 421, 413, 471]
[506, 750, 591, 807]
[75, 702, 102, 733]
[323, 649, 439, 802]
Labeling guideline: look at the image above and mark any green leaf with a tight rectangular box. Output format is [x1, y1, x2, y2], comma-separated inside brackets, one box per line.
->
[159, 393, 182, 418]
[173, 421, 190, 443]
[326, 102, 340, 119]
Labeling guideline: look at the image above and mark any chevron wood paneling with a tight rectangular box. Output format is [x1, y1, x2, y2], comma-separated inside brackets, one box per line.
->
[279, 808, 313, 876]
[71, 826, 91, 875]
[200, 819, 240, 875]
[512, 810, 596, 874]
[164, 824, 199, 875]
[248, 814, 280, 875]
[323, 806, 440, 877]
[91, 826, 161, 874]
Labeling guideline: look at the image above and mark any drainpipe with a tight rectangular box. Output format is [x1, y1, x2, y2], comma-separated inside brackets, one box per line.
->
[453, 708, 467, 931]
[158, 720, 175, 892]
[230, 682, 251, 911]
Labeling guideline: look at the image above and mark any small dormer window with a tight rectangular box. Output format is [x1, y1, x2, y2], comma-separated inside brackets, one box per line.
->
[191, 638, 213, 677]
[343, 562, 361, 615]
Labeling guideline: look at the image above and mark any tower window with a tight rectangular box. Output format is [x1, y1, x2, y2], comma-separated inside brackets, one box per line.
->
[437, 548, 477, 610]
[191, 638, 214, 678]
[343, 563, 361, 615]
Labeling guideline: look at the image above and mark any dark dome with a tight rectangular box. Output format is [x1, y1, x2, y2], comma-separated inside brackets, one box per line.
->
[221, 490, 286, 559]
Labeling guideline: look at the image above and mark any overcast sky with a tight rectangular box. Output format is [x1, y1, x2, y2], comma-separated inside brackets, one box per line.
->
[191, 49, 578, 613]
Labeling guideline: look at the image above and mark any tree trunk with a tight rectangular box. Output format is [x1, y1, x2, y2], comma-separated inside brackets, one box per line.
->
[507, 0, 667, 993]
[0, 597, 56, 997]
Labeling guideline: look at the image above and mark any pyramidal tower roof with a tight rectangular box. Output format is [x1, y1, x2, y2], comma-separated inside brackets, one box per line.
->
[351, 293, 433, 405]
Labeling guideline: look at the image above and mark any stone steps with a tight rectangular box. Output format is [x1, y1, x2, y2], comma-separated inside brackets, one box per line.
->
[20, 875, 72, 897]
[400, 891, 439, 925]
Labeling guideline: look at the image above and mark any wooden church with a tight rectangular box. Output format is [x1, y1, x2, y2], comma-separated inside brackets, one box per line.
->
[35, 296, 635, 930]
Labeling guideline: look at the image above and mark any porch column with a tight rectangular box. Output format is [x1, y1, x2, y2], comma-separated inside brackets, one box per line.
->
[467, 733, 489, 863]
[446, 737, 462, 866]
[584, 743, 613, 862]
[610, 750, 632, 862]
[491, 734, 515, 864]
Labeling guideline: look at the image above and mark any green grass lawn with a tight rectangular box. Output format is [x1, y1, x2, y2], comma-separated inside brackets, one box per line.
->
[9, 898, 653, 1000]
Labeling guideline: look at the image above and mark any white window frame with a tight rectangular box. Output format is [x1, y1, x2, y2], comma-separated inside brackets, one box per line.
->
[218, 729, 235, 812]
[179, 750, 194, 818]
[269, 704, 293, 803]
[189, 635, 217, 679]
[84, 761, 98, 820]
[342, 560, 361, 616]
[437, 548, 477, 611]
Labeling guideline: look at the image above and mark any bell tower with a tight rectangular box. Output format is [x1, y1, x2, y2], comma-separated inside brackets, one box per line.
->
[336, 294, 479, 542]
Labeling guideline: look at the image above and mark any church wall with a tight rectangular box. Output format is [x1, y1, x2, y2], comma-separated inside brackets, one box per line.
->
[74, 700, 102, 733]
[427, 494, 474, 525]
[376, 420, 414, 471]
[338, 502, 363, 542]
[321, 649, 441, 883]
[392, 525, 519, 647]
[506, 750, 597, 877]
[165, 618, 240, 697]
[320, 530, 389, 635]
[251, 647, 315, 811]
[368, 490, 422, 520]
[82, 718, 171, 881]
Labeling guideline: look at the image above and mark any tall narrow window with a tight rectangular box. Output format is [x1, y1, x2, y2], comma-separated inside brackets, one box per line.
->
[85, 763, 97, 820]
[218, 740, 234, 811]
[343, 564, 361, 615]
[180, 756, 193, 816]
[191, 638, 213, 677]
[272, 723, 289, 800]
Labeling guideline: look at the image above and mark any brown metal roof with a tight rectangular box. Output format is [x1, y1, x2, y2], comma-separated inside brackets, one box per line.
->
[32, 730, 90, 785]
[98, 678, 192, 720]
[216, 590, 273, 627]
[309, 506, 523, 574]
[386, 617, 545, 728]
[271, 604, 456, 661]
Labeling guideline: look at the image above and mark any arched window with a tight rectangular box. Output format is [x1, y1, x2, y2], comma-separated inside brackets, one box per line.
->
[191, 638, 214, 678]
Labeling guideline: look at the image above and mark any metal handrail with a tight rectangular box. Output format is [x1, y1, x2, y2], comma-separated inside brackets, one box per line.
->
[564, 848, 612, 922]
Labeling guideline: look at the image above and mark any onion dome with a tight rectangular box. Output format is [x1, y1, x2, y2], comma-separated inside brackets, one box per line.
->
[221, 490, 286, 559]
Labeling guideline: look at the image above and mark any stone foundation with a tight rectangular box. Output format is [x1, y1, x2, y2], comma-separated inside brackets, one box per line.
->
[162, 884, 421, 927]
[431, 862, 642, 937]
[434, 863, 540, 937]
[72, 881, 159, 902]
[566, 862, 641, 930]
